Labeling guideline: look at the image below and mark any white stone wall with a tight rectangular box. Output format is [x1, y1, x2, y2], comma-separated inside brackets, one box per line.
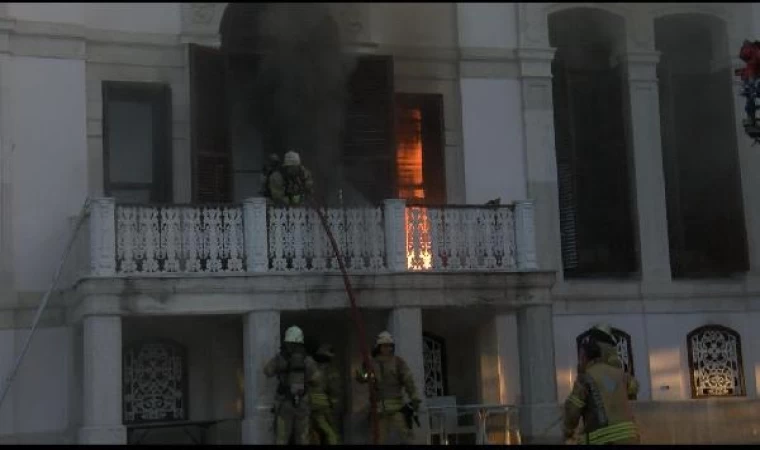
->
[554, 310, 760, 403]
[0, 327, 74, 439]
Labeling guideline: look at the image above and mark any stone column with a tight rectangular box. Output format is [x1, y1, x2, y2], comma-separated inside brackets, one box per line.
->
[241, 311, 280, 445]
[477, 313, 521, 405]
[619, 51, 673, 286]
[78, 315, 126, 444]
[516, 47, 563, 276]
[387, 307, 429, 444]
[516, 304, 560, 444]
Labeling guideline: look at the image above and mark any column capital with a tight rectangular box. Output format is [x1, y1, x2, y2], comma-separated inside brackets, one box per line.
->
[515, 47, 556, 79]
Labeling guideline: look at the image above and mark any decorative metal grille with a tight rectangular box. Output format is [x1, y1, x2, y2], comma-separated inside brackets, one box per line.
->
[687, 325, 745, 398]
[123, 340, 188, 424]
[576, 327, 634, 376]
[115, 204, 245, 274]
[423, 333, 447, 398]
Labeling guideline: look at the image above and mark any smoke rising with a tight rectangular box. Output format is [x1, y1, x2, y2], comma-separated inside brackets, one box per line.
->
[251, 3, 359, 205]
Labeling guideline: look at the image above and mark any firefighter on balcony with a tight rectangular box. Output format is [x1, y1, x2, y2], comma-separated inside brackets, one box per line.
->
[267, 150, 314, 206]
[563, 325, 640, 445]
[309, 343, 343, 445]
[356, 331, 422, 445]
[736, 40, 760, 130]
[263, 325, 322, 445]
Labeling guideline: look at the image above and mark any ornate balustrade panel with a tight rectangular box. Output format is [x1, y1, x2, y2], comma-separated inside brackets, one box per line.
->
[406, 206, 517, 271]
[115, 205, 246, 274]
[267, 206, 386, 272]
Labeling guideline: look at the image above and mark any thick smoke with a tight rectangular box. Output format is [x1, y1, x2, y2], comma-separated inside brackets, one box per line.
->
[251, 3, 359, 206]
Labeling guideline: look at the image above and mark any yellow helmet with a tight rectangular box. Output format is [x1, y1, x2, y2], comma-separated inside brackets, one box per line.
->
[376, 331, 395, 346]
[284, 325, 304, 344]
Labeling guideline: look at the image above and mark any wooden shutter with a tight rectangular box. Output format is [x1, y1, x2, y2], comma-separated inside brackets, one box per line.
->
[343, 55, 395, 204]
[190, 44, 232, 203]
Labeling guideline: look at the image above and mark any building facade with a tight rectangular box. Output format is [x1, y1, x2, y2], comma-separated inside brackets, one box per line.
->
[0, 2, 758, 445]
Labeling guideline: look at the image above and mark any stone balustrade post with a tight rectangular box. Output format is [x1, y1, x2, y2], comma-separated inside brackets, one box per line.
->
[244, 197, 269, 273]
[88, 197, 116, 276]
[514, 200, 538, 270]
[383, 199, 407, 272]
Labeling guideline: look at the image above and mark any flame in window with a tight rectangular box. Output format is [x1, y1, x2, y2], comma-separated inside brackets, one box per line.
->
[396, 107, 431, 269]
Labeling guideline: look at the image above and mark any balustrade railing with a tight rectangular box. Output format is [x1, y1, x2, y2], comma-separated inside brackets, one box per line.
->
[85, 197, 537, 277]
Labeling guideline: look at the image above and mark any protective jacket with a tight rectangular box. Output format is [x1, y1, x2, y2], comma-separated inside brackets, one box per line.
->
[564, 354, 640, 445]
[358, 354, 420, 413]
[268, 166, 314, 206]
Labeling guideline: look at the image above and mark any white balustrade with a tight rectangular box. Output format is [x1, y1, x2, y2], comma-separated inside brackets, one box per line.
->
[267, 206, 385, 272]
[114, 204, 246, 274]
[406, 205, 517, 271]
[83, 198, 532, 277]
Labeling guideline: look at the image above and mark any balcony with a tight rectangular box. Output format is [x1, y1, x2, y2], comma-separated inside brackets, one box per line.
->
[64, 197, 550, 318]
[78, 198, 538, 277]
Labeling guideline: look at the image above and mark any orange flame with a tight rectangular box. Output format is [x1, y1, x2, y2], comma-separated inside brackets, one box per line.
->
[396, 107, 432, 269]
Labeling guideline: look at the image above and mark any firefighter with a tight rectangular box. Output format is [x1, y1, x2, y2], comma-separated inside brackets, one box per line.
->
[267, 150, 314, 206]
[260, 153, 282, 198]
[564, 325, 640, 445]
[309, 343, 343, 445]
[263, 325, 322, 445]
[356, 331, 421, 445]
[590, 324, 639, 399]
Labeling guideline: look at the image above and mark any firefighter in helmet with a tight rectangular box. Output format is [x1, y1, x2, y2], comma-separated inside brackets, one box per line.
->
[356, 331, 421, 445]
[590, 324, 639, 399]
[309, 343, 343, 445]
[564, 324, 640, 445]
[267, 150, 314, 206]
[263, 325, 322, 445]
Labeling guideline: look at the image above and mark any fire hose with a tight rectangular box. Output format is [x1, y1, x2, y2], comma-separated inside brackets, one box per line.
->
[307, 198, 380, 445]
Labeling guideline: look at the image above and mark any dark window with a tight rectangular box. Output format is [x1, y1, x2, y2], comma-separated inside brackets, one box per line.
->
[123, 339, 189, 423]
[190, 43, 232, 203]
[103, 81, 172, 203]
[655, 15, 748, 278]
[687, 325, 745, 398]
[395, 94, 447, 204]
[549, 9, 638, 278]
[343, 55, 396, 205]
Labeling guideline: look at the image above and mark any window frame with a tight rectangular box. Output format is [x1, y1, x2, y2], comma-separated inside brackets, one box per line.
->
[122, 338, 189, 424]
[422, 332, 449, 398]
[102, 81, 173, 204]
[686, 324, 746, 399]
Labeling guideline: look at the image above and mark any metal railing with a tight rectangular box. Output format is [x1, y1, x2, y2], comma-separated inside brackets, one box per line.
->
[427, 403, 521, 445]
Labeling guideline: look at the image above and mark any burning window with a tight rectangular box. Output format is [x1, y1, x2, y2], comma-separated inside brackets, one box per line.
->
[395, 94, 446, 270]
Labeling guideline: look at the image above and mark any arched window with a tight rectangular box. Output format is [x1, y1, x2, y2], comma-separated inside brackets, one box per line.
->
[655, 14, 748, 278]
[549, 8, 638, 278]
[123, 339, 188, 423]
[687, 325, 746, 398]
[422, 333, 448, 398]
[576, 327, 635, 376]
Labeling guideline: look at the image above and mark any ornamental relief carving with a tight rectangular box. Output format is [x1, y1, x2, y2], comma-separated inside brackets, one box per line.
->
[181, 3, 226, 34]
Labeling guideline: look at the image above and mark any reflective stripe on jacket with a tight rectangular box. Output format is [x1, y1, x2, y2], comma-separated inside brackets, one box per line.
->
[579, 421, 639, 445]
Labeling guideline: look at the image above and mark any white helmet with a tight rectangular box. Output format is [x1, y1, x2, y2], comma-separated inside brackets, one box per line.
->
[376, 331, 395, 346]
[283, 151, 301, 167]
[284, 326, 304, 344]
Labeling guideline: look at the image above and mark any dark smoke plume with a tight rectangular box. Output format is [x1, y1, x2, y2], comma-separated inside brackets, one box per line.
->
[251, 3, 359, 205]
